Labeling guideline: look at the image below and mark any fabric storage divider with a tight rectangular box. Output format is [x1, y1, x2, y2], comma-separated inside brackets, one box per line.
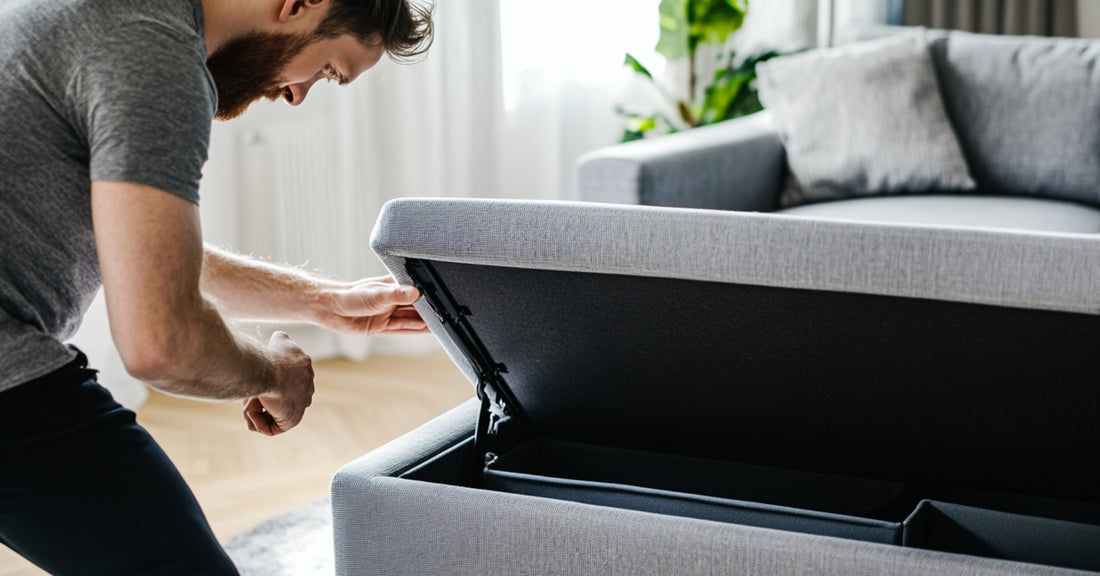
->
[481, 439, 912, 544]
[903, 500, 1100, 572]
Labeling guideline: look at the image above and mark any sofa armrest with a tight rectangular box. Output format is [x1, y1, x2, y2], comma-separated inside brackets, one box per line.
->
[575, 111, 785, 211]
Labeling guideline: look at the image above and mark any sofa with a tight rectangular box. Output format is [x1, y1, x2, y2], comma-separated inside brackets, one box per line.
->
[330, 27, 1100, 576]
[575, 26, 1100, 235]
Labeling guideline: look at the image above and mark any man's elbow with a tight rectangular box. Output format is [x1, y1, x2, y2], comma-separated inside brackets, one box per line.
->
[114, 328, 187, 384]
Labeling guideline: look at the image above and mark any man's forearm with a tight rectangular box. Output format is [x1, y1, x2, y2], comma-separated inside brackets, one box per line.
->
[200, 244, 336, 324]
[199, 245, 426, 336]
[136, 295, 278, 400]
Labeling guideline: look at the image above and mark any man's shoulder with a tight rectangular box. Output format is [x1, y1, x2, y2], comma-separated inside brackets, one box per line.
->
[73, 0, 215, 117]
[1, 0, 206, 58]
[86, 0, 208, 61]
[1, 0, 209, 86]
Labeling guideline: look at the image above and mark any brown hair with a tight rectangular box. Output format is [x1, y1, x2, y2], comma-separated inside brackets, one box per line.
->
[316, 0, 434, 62]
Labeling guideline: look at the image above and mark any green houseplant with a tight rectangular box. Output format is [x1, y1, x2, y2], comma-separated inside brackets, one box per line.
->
[619, 0, 783, 142]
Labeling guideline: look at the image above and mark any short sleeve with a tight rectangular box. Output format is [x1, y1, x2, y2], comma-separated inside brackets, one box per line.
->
[73, 21, 215, 204]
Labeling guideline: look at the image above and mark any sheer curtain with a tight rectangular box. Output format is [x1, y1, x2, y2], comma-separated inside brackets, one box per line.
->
[72, 0, 848, 408]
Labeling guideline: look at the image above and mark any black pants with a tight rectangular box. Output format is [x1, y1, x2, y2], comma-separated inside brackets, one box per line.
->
[0, 352, 239, 575]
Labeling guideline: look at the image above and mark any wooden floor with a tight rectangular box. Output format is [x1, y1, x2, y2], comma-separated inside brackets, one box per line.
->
[0, 350, 473, 576]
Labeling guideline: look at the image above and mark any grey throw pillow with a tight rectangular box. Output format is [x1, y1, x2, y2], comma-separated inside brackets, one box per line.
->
[757, 32, 975, 205]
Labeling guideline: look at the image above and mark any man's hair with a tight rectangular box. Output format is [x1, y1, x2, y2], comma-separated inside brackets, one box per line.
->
[316, 0, 434, 62]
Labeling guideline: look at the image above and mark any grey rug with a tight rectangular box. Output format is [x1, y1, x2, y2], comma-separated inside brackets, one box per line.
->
[223, 498, 334, 576]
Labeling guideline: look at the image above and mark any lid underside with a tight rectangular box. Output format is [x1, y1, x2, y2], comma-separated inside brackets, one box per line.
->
[408, 257, 1100, 504]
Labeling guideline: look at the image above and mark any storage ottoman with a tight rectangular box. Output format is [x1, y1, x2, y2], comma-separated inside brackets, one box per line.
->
[333, 198, 1100, 576]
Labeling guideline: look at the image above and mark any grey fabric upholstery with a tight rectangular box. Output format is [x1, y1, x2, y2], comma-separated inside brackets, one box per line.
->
[330, 397, 477, 487]
[574, 111, 784, 211]
[778, 195, 1100, 234]
[331, 398, 478, 575]
[757, 31, 975, 202]
[346, 476, 1093, 576]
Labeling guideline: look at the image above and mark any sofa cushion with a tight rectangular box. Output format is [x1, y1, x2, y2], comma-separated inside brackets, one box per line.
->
[927, 32, 1100, 207]
[777, 195, 1100, 234]
[756, 32, 975, 206]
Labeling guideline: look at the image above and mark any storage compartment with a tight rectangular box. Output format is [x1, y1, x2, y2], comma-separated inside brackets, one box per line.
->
[482, 438, 915, 544]
[904, 500, 1100, 572]
[393, 254, 1100, 572]
[478, 439, 1100, 566]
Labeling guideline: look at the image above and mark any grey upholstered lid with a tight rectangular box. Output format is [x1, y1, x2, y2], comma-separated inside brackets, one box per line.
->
[371, 198, 1099, 314]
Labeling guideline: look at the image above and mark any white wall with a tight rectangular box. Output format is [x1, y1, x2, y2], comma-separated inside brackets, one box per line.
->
[1079, 0, 1100, 37]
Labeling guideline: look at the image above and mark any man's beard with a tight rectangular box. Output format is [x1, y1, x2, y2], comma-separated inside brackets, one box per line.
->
[206, 32, 315, 121]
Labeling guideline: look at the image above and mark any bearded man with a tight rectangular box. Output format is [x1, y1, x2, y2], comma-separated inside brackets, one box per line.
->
[0, 0, 433, 573]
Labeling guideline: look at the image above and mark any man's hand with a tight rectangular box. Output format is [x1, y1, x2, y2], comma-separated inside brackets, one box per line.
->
[242, 331, 315, 436]
[316, 276, 429, 335]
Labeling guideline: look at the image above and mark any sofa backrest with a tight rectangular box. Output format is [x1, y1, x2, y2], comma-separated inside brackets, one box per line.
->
[840, 26, 1100, 207]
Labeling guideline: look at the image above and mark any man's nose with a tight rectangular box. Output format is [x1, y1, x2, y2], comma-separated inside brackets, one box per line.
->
[284, 74, 324, 106]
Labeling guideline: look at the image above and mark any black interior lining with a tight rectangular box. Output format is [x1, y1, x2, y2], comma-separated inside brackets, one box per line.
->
[487, 438, 915, 521]
[413, 258, 1100, 504]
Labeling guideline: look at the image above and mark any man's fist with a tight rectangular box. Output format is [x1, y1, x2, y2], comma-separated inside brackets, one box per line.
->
[242, 331, 315, 436]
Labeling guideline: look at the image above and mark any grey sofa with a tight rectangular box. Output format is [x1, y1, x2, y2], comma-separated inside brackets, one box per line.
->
[332, 195, 1100, 576]
[575, 27, 1100, 236]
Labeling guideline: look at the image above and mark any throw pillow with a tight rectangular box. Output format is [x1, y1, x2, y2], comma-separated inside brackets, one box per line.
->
[930, 31, 1100, 207]
[756, 31, 975, 205]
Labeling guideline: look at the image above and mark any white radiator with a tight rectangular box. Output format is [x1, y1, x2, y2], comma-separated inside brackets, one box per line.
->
[238, 122, 344, 276]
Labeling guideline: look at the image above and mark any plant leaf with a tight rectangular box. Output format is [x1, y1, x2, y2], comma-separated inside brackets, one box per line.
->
[700, 70, 747, 125]
[690, 0, 747, 47]
[626, 116, 659, 133]
[627, 1, 786, 138]
[655, 0, 689, 60]
[623, 53, 654, 80]
[725, 86, 764, 119]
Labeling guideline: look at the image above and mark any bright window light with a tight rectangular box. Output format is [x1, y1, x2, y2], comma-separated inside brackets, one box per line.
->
[499, 0, 662, 111]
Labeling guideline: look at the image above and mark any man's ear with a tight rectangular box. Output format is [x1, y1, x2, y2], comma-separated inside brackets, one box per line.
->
[277, 0, 328, 23]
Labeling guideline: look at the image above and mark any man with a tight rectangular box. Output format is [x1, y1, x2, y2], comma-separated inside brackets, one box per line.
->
[0, 0, 433, 573]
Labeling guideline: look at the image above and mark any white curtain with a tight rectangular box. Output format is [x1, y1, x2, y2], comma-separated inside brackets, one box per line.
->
[71, 0, 857, 409]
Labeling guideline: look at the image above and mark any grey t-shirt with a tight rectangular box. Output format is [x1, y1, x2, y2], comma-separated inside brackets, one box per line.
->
[0, 0, 215, 391]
